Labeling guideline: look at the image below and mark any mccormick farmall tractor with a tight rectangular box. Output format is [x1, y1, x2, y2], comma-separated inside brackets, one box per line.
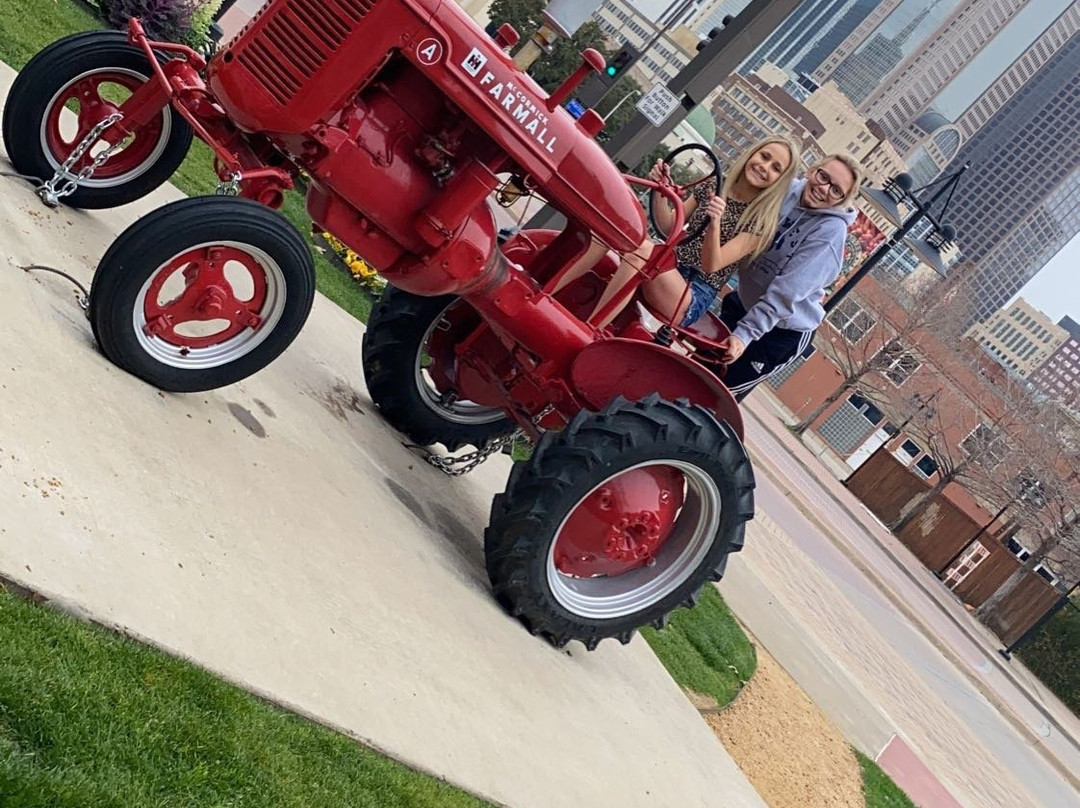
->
[3, 0, 754, 649]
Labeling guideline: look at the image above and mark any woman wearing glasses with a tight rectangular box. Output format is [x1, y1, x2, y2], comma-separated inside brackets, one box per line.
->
[565, 136, 799, 326]
[716, 154, 863, 400]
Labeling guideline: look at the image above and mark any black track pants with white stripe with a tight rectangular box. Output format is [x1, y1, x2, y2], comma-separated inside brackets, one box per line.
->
[718, 293, 813, 402]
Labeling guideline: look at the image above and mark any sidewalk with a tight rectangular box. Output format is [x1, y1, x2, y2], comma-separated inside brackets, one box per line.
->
[742, 386, 1080, 790]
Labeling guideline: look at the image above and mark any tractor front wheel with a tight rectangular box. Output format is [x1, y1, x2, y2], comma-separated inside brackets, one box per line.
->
[88, 197, 315, 392]
[485, 395, 754, 649]
[3, 31, 193, 209]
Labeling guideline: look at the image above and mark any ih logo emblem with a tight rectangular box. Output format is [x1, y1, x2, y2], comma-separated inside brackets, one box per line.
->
[462, 47, 487, 76]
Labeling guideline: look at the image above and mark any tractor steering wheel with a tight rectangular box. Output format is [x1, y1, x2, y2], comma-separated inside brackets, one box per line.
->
[648, 144, 723, 247]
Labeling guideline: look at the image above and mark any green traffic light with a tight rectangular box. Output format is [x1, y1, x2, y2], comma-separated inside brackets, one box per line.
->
[606, 66, 616, 76]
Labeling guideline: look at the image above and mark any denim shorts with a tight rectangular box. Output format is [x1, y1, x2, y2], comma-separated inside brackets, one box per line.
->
[676, 264, 717, 327]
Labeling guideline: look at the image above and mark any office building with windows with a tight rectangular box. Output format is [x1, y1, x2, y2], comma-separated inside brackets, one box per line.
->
[965, 299, 1068, 377]
[794, 0, 884, 77]
[895, 2, 1080, 173]
[1029, 321, 1080, 411]
[945, 31, 1080, 324]
[739, 0, 852, 75]
[710, 74, 826, 166]
[860, 0, 1032, 139]
[829, 1, 940, 106]
[813, 0, 906, 83]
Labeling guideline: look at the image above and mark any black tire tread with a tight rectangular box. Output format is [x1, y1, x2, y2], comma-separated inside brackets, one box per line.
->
[485, 394, 755, 650]
[361, 287, 513, 451]
[2, 31, 192, 209]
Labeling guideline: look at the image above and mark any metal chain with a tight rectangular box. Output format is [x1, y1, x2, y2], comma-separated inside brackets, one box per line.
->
[37, 112, 124, 207]
[424, 404, 556, 477]
[424, 429, 524, 477]
[215, 171, 242, 196]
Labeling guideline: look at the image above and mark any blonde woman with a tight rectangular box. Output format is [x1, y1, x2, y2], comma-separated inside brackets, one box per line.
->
[633, 134, 800, 328]
[718, 153, 864, 400]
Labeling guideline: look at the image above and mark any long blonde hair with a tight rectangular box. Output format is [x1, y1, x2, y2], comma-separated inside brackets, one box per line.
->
[721, 135, 800, 261]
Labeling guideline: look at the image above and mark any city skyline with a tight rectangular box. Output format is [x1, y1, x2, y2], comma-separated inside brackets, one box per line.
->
[615, 2, 1080, 323]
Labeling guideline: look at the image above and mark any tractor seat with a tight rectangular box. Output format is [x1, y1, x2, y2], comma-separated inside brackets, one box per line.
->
[633, 302, 731, 350]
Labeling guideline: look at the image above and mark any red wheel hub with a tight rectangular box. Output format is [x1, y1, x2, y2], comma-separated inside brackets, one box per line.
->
[43, 70, 164, 178]
[554, 465, 686, 577]
[143, 246, 268, 349]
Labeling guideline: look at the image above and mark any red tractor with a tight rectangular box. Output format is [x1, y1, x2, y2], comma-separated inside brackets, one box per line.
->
[3, 0, 754, 649]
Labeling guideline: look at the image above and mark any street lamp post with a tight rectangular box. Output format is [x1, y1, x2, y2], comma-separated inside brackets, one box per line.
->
[824, 165, 969, 314]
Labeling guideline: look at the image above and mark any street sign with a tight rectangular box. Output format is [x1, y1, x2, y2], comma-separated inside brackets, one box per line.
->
[635, 83, 682, 127]
[565, 98, 586, 120]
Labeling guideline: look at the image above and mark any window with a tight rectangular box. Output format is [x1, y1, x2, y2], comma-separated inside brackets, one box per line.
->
[915, 455, 939, 478]
[960, 423, 1008, 469]
[899, 439, 922, 461]
[1035, 564, 1058, 586]
[828, 299, 876, 343]
[877, 340, 921, 386]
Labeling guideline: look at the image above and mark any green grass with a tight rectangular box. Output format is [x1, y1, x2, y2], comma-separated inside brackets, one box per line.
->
[641, 584, 756, 708]
[856, 751, 917, 808]
[1, 0, 374, 324]
[0, 587, 490, 808]
[0, 0, 101, 69]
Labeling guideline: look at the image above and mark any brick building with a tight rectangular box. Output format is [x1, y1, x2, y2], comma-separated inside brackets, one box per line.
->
[765, 274, 1080, 604]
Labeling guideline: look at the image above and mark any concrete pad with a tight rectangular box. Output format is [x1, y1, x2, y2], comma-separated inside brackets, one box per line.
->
[0, 62, 767, 808]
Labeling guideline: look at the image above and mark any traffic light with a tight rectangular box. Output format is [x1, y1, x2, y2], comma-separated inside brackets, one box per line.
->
[604, 47, 637, 81]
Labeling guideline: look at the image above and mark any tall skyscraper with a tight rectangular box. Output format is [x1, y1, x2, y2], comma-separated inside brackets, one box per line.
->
[945, 31, 1080, 323]
[813, 0, 905, 82]
[794, 0, 882, 77]
[829, 1, 939, 105]
[860, 0, 1032, 139]
[740, 0, 852, 75]
[897, 2, 1080, 170]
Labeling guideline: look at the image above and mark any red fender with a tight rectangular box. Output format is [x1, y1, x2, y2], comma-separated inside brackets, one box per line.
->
[570, 338, 744, 440]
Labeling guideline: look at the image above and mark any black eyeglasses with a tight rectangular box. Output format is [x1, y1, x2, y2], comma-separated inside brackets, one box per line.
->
[813, 167, 847, 201]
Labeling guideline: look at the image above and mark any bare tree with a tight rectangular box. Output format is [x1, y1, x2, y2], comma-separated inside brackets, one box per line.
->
[887, 367, 1039, 534]
[976, 404, 1080, 623]
[791, 267, 974, 435]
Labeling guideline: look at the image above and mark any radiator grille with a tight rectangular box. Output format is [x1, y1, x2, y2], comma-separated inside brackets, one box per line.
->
[236, 0, 379, 105]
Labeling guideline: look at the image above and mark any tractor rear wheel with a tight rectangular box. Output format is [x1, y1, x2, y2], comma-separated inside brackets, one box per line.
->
[88, 197, 315, 392]
[2, 31, 192, 209]
[485, 395, 754, 649]
[362, 287, 513, 451]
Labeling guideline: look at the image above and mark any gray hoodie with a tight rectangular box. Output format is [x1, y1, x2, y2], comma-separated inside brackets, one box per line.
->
[731, 178, 857, 345]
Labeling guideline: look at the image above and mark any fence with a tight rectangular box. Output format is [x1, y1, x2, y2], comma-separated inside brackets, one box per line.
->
[846, 451, 1062, 644]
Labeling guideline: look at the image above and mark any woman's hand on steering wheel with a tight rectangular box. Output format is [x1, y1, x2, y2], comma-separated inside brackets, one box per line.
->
[704, 194, 726, 225]
[648, 159, 672, 186]
[647, 144, 723, 245]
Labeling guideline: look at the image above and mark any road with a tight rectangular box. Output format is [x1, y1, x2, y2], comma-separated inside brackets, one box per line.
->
[728, 407, 1080, 808]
